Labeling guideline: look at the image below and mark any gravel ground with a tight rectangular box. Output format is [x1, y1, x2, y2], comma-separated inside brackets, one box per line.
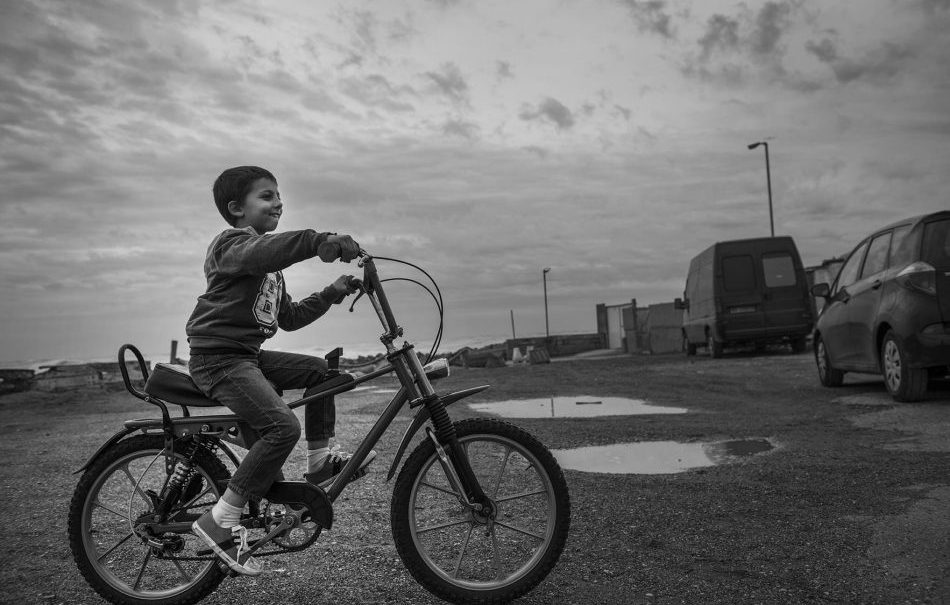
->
[1, 350, 948, 604]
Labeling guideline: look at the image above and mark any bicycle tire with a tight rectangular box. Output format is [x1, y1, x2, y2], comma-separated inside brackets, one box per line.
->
[68, 435, 229, 605]
[391, 418, 570, 604]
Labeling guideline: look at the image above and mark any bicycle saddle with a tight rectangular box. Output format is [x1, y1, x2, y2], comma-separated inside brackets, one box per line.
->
[144, 363, 219, 407]
[144, 363, 355, 408]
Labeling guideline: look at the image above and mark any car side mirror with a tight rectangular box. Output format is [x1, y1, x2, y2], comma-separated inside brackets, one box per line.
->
[810, 283, 831, 299]
[674, 297, 689, 310]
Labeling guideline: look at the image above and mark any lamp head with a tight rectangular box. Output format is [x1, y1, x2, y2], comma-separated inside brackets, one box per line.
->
[747, 142, 762, 150]
[543, 267, 551, 274]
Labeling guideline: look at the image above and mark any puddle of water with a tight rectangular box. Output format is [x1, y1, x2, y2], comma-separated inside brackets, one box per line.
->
[552, 439, 774, 475]
[467, 395, 686, 418]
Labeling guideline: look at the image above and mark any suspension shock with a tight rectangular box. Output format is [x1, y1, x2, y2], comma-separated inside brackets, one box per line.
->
[154, 438, 202, 520]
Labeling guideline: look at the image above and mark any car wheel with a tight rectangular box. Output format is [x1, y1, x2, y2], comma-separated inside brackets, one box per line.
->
[881, 330, 928, 402]
[815, 335, 844, 387]
[707, 333, 723, 359]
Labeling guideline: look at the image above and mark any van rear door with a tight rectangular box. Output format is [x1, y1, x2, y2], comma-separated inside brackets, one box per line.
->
[760, 252, 812, 337]
[718, 252, 766, 339]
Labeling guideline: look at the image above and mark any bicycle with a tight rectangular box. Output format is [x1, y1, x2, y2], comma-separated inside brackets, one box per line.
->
[67, 252, 571, 605]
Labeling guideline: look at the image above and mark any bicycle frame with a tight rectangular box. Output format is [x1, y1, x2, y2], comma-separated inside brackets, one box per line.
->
[80, 254, 492, 509]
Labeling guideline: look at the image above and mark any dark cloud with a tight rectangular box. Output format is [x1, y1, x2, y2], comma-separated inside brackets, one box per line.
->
[749, 2, 792, 58]
[339, 74, 417, 111]
[496, 61, 513, 80]
[684, 2, 801, 86]
[425, 62, 470, 104]
[619, 0, 675, 38]
[442, 118, 479, 140]
[519, 98, 575, 130]
[804, 38, 837, 63]
[522, 146, 549, 159]
[698, 14, 741, 60]
[808, 39, 912, 84]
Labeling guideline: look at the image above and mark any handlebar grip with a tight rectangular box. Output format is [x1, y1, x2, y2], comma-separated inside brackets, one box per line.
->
[318, 241, 341, 262]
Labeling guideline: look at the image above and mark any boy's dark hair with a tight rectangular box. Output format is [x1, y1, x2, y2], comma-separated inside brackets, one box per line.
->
[212, 166, 278, 226]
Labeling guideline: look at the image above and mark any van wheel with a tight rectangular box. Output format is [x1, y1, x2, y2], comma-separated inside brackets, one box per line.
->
[881, 331, 927, 402]
[683, 334, 697, 356]
[707, 334, 723, 358]
[815, 335, 844, 387]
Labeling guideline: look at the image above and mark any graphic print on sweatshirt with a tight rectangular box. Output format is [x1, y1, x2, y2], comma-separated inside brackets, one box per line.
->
[254, 272, 283, 336]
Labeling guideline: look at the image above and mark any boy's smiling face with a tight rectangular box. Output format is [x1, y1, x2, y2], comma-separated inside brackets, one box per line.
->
[230, 178, 282, 234]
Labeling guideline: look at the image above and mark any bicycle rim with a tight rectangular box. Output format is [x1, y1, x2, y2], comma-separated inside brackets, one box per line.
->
[77, 443, 223, 601]
[407, 431, 559, 591]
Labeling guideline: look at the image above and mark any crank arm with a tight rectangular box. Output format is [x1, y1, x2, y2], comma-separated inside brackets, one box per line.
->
[243, 514, 297, 557]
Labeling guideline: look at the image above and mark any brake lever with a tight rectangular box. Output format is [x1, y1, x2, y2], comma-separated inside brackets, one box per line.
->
[348, 285, 366, 312]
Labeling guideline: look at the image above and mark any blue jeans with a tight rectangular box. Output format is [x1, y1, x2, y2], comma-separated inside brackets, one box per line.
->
[189, 350, 331, 501]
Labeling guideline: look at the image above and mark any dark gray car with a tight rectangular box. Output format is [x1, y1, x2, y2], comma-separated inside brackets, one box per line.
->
[812, 210, 950, 401]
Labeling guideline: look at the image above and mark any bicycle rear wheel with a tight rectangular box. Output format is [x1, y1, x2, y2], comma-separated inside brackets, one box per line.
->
[391, 418, 570, 604]
[68, 435, 228, 605]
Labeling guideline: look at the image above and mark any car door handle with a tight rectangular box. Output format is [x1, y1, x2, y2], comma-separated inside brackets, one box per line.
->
[871, 279, 882, 290]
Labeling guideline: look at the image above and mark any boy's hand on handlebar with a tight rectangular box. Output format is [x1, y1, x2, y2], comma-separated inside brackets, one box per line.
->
[331, 274, 361, 297]
[318, 234, 361, 263]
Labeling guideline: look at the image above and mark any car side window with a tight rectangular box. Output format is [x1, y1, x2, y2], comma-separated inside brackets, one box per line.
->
[888, 225, 913, 268]
[922, 219, 950, 267]
[860, 232, 892, 279]
[833, 241, 868, 296]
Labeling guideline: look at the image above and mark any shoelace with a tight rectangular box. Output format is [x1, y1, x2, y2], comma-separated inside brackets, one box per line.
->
[231, 525, 250, 561]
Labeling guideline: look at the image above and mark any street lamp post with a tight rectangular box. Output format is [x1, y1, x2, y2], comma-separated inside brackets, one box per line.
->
[542, 267, 551, 338]
[747, 141, 774, 237]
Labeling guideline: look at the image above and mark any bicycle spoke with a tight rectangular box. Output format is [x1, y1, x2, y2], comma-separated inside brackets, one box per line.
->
[96, 531, 135, 562]
[416, 518, 471, 535]
[419, 480, 459, 498]
[120, 463, 151, 506]
[452, 525, 475, 579]
[172, 483, 216, 516]
[489, 447, 512, 499]
[93, 498, 130, 521]
[494, 520, 545, 540]
[171, 557, 191, 582]
[495, 488, 546, 503]
[490, 525, 503, 579]
[132, 549, 153, 590]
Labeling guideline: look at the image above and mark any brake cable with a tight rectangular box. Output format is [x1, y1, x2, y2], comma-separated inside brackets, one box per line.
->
[346, 256, 446, 364]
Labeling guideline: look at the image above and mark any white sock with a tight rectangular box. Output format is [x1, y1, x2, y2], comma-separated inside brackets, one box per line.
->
[211, 499, 243, 529]
[307, 447, 330, 474]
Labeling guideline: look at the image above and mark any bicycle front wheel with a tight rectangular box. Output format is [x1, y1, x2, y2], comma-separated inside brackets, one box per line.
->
[391, 418, 570, 604]
[67, 434, 228, 605]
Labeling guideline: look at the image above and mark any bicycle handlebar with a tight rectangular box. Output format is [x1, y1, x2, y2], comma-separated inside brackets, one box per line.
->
[357, 252, 402, 342]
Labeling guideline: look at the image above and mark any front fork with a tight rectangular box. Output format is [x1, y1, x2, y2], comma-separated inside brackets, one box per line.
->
[422, 398, 492, 515]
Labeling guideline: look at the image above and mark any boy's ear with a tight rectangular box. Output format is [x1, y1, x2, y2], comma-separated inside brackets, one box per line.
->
[226, 200, 244, 218]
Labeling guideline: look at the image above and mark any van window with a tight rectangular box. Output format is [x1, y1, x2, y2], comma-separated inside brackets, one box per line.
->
[922, 219, 950, 267]
[860, 232, 892, 278]
[762, 255, 796, 287]
[888, 225, 912, 268]
[834, 241, 868, 295]
[722, 255, 756, 291]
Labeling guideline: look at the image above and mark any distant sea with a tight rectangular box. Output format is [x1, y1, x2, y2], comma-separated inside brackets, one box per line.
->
[0, 333, 513, 371]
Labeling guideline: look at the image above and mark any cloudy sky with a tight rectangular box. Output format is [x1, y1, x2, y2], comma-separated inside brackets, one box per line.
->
[1, 0, 948, 364]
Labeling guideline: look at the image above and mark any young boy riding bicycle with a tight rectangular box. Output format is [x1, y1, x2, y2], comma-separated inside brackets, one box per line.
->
[186, 165, 375, 575]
